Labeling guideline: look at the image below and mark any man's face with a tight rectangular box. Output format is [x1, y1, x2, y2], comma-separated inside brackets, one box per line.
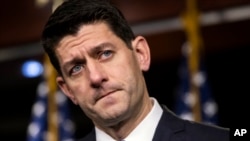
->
[56, 22, 150, 127]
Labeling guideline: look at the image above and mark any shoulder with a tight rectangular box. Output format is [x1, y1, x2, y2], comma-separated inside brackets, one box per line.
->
[159, 105, 229, 141]
[184, 120, 229, 140]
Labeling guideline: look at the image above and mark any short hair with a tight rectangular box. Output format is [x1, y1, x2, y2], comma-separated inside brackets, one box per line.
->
[41, 0, 135, 75]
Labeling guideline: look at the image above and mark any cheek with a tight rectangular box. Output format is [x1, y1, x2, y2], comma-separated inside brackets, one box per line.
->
[111, 55, 140, 78]
[68, 82, 90, 103]
[108, 63, 135, 86]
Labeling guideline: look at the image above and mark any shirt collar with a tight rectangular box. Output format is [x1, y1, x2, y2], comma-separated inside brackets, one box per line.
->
[95, 97, 163, 141]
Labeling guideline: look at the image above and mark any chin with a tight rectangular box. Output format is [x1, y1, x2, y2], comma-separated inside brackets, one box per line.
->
[100, 104, 130, 126]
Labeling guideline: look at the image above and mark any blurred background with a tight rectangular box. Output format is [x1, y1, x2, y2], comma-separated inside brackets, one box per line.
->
[1, 0, 250, 140]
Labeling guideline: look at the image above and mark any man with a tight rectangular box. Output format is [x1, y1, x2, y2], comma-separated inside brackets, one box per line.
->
[41, 0, 229, 140]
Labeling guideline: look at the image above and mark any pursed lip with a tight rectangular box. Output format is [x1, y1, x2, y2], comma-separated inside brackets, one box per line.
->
[96, 90, 117, 101]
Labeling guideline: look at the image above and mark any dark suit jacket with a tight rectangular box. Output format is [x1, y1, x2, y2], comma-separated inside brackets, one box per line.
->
[77, 105, 229, 141]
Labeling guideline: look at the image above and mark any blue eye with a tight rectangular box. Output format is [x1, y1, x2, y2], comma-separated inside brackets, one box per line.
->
[103, 50, 111, 56]
[72, 65, 82, 73]
[100, 50, 112, 59]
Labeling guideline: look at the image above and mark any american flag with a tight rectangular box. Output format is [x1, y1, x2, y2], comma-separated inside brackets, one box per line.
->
[26, 80, 75, 141]
[174, 43, 218, 125]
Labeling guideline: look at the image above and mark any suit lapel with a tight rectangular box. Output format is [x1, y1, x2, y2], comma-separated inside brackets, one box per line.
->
[152, 105, 186, 141]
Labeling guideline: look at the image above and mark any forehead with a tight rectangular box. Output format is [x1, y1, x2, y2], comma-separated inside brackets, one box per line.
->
[55, 22, 125, 63]
[58, 22, 113, 50]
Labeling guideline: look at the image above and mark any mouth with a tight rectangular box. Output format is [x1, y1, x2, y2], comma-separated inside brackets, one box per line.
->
[96, 90, 117, 101]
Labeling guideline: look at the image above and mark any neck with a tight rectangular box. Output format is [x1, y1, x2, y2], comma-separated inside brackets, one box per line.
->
[98, 95, 153, 140]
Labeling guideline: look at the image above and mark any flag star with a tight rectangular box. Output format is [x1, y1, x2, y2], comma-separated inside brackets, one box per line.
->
[56, 91, 67, 105]
[180, 112, 194, 121]
[183, 92, 196, 107]
[192, 71, 206, 87]
[33, 101, 46, 117]
[63, 119, 75, 133]
[28, 122, 40, 137]
[37, 82, 49, 97]
[203, 100, 218, 117]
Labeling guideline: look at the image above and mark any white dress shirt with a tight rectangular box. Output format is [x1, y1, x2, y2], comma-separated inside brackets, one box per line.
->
[95, 97, 163, 141]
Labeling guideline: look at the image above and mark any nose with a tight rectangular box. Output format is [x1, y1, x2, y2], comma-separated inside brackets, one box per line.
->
[87, 61, 107, 88]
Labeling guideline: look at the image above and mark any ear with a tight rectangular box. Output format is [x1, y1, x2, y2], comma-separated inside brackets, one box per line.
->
[56, 76, 78, 105]
[132, 36, 151, 71]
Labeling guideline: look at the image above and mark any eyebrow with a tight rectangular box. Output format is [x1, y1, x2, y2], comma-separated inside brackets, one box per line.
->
[62, 42, 115, 72]
[88, 42, 115, 56]
[62, 57, 86, 73]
